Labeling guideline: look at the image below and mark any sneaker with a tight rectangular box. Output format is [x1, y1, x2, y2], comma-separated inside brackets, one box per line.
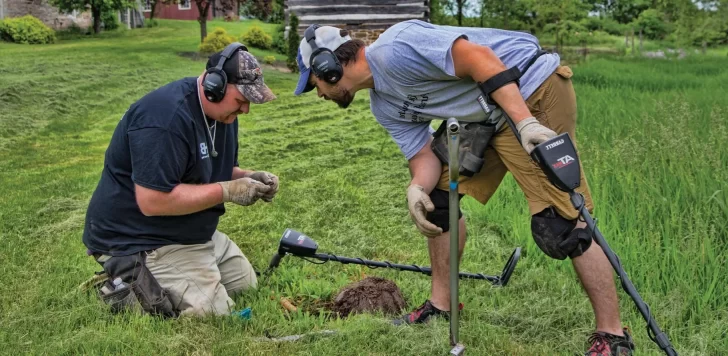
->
[585, 328, 635, 356]
[391, 300, 460, 326]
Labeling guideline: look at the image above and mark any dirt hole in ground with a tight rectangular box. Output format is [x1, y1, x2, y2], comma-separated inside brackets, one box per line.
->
[328, 276, 407, 318]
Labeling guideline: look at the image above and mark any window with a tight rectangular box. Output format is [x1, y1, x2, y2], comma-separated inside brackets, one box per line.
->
[143, 0, 152, 12]
[179, 0, 191, 10]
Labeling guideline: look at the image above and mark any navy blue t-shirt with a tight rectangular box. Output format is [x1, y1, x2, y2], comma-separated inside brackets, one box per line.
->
[83, 77, 239, 256]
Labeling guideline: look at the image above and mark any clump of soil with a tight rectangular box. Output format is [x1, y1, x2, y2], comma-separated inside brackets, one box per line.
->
[330, 277, 407, 318]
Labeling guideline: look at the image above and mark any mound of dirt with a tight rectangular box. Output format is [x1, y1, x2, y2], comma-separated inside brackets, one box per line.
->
[331, 277, 407, 318]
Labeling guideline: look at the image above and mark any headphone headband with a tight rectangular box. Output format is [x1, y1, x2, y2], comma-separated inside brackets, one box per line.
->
[303, 24, 343, 84]
[203, 42, 249, 103]
[214, 42, 248, 73]
[304, 25, 320, 54]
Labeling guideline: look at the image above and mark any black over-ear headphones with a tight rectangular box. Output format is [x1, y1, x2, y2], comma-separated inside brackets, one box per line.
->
[203, 42, 249, 103]
[305, 24, 344, 84]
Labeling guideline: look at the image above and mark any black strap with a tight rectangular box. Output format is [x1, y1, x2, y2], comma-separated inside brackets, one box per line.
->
[478, 48, 548, 105]
[479, 66, 521, 105]
[521, 48, 548, 76]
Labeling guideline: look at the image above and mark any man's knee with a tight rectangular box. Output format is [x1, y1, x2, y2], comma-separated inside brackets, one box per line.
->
[223, 255, 258, 298]
[212, 231, 258, 297]
[425, 188, 463, 233]
[531, 207, 592, 260]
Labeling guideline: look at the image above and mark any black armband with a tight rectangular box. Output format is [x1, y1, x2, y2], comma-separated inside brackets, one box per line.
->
[478, 66, 522, 105]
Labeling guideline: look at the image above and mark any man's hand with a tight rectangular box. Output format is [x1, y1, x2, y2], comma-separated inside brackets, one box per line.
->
[407, 184, 443, 238]
[246, 171, 279, 202]
[218, 177, 272, 206]
[516, 117, 557, 154]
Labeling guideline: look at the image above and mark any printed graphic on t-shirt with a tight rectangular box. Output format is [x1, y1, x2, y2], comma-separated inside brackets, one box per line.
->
[399, 93, 430, 122]
[200, 143, 210, 159]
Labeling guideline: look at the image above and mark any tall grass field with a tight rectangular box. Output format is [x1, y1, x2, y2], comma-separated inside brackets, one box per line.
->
[0, 19, 726, 355]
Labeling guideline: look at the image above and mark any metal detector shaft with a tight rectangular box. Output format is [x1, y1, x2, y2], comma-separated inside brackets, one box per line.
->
[570, 193, 678, 356]
[309, 253, 499, 283]
[447, 118, 464, 353]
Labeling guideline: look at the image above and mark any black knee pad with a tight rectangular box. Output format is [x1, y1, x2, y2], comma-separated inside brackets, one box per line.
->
[531, 207, 593, 260]
[425, 188, 463, 233]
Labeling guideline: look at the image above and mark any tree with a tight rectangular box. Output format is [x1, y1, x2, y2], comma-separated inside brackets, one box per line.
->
[602, 0, 651, 24]
[428, 0, 452, 25]
[286, 12, 300, 72]
[194, 0, 213, 43]
[632, 8, 670, 39]
[478, 0, 530, 30]
[526, 0, 590, 51]
[455, 0, 466, 26]
[50, 0, 135, 34]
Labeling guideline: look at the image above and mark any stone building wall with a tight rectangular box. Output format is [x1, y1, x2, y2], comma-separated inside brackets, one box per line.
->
[2, 0, 91, 30]
[348, 29, 387, 45]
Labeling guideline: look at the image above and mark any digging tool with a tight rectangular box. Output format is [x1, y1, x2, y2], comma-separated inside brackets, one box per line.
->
[446, 117, 465, 355]
[264, 229, 521, 287]
[505, 118, 678, 356]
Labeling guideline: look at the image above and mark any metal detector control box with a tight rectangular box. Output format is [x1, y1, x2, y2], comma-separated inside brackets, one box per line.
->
[530, 133, 582, 193]
[279, 228, 318, 257]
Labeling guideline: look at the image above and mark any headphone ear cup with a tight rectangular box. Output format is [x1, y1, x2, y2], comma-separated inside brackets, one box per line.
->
[202, 69, 227, 103]
[310, 50, 343, 84]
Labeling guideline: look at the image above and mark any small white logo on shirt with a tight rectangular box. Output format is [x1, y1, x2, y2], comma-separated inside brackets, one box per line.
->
[200, 143, 209, 159]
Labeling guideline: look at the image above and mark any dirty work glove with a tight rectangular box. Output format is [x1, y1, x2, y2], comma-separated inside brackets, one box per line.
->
[246, 171, 279, 202]
[407, 184, 443, 238]
[218, 177, 272, 206]
[516, 117, 557, 154]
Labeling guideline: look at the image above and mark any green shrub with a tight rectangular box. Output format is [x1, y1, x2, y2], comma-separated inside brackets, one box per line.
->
[199, 27, 236, 54]
[240, 25, 272, 49]
[263, 55, 276, 64]
[633, 9, 670, 40]
[145, 19, 159, 28]
[0, 15, 56, 44]
[101, 9, 119, 30]
[272, 23, 287, 55]
[286, 13, 300, 72]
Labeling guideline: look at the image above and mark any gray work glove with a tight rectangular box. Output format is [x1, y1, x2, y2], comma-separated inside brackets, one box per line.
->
[516, 117, 557, 154]
[407, 184, 443, 238]
[218, 177, 272, 206]
[246, 171, 279, 202]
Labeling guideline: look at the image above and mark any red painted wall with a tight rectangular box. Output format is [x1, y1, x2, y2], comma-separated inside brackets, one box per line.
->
[145, 3, 209, 20]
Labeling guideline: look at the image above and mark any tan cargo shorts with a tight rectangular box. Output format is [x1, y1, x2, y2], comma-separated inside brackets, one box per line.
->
[434, 65, 594, 220]
[144, 230, 257, 316]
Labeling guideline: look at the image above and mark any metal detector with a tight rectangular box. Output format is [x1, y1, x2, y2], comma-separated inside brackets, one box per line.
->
[264, 228, 521, 287]
[505, 118, 678, 356]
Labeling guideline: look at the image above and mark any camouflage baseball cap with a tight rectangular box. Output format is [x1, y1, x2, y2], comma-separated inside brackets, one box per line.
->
[206, 49, 276, 104]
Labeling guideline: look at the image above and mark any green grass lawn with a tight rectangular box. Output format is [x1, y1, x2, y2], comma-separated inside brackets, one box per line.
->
[1, 19, 726, 355]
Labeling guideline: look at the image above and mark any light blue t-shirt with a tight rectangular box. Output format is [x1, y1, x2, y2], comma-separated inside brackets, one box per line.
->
[365, 20, 560, 160]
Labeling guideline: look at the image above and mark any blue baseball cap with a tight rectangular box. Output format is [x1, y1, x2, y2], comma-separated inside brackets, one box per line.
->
[294, 25, 352, 96]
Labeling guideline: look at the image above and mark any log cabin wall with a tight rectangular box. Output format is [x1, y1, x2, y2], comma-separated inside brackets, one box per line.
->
[284, 0, 430, 45]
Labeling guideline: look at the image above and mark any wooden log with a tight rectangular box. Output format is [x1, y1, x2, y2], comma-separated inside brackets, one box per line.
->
[288, 5, 427, 17]
[287, 0, 425, 6]
[292, 13, 425, 23]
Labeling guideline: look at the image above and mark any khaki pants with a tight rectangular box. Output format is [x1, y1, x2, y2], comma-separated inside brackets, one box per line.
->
[435, 66, 594, 219]
[144, 230, 257, 316]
